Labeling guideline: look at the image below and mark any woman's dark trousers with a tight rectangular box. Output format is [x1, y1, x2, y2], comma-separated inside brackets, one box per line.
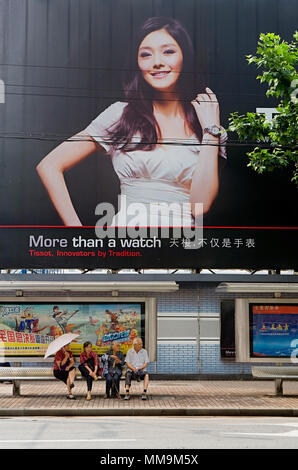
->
[105, 372, 121, 397]
[79, 364, 95, 392]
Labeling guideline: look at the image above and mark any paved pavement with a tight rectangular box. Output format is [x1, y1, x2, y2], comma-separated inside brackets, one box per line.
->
[1, 379, 298, 416]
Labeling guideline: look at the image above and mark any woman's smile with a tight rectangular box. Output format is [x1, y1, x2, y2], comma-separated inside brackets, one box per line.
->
[150, 70, 171, 79]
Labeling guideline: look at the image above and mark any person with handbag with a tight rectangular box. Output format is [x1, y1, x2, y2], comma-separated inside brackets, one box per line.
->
[78, 341, 99, 401]
[103, 341, 125, 399]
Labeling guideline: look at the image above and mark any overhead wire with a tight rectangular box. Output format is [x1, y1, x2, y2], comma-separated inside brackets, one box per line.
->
[0, 133, 296, 151]
[0, 90, 221, 102]
[0, 61, 259, 76]
[2, 81, 268, 99]
[0, 67, 293, 149]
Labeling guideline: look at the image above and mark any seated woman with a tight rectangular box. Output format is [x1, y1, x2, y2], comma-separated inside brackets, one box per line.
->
[102, 341, 125, 399]
[78, 341, 99, 401]
[53, 344, 76, 399]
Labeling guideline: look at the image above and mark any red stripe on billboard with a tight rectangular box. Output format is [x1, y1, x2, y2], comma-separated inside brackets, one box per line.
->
[253, 305, 298, 314]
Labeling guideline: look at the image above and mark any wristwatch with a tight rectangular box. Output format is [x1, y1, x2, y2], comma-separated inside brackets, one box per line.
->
[203, 125, 221, 137]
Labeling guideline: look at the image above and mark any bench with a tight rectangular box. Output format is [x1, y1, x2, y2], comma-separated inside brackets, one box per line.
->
[0, 367, 125, 397]
[251, 366, 298, 396]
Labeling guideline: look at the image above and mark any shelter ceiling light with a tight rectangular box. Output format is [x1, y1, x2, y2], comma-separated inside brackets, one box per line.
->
[0, 281, 179, 293]
[216, 282, 298, 293]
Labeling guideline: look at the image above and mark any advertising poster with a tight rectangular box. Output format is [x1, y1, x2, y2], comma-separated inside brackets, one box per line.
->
[0, 302, 145, 357]
[220, 300, 235, 358]
[250, 303, 298, 358]
[0, 0, 297, 269]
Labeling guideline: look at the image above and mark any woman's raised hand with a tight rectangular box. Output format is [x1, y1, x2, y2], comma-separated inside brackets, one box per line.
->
[191, 87, 220, 131]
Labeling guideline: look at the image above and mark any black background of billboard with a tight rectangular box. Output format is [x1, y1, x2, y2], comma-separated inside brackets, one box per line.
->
[0, 0, 297, 268]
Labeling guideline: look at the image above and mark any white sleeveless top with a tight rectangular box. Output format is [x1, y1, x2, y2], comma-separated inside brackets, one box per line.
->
[85, 101, 227, 227]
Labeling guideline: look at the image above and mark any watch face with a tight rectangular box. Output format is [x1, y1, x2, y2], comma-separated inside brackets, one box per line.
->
[211, 125, 221, 134]
[205, 125, 221, 136]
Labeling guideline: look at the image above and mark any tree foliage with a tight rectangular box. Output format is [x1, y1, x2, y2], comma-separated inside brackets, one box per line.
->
[228, 32, 298, 185]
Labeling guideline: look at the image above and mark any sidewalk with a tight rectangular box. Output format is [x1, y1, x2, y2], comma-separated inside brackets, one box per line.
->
[1, 379, 298, 416]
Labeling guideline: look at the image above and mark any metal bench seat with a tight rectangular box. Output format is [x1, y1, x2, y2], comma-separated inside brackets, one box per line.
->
[251, 366, 298, 396]
[0, 367, 84, 396]
[0, 366, 125, 396]
[0, 367, 82, 379]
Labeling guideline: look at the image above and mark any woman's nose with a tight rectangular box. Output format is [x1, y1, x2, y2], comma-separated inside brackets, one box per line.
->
[152, 52, 164, 68]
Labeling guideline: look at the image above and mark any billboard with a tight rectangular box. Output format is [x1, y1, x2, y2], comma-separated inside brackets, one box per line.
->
[249, 303, 298, 359]
[0, 302, 145, 357]
[0, 0, 297, 269]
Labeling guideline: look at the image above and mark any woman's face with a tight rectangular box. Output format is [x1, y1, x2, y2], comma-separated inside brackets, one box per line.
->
[138, 28, 183, 93]
[85, 343, 92, 355]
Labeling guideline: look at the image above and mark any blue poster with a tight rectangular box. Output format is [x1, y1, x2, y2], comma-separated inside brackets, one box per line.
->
[251, 304, 298, 358]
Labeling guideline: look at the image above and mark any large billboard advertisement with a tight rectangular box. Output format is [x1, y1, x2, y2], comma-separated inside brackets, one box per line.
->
[0, 302, 145, 357]
[0, 0, 297, 269]
[249, 303, 298, 359]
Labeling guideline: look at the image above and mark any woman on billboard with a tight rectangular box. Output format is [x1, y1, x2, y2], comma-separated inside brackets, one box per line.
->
[36, 17, 227, 227]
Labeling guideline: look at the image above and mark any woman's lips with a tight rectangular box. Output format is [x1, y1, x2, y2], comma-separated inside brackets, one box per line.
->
[150, 71, 170, 79]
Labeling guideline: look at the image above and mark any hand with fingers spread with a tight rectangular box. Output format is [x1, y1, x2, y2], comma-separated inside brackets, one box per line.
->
[191, 87, 220, 132]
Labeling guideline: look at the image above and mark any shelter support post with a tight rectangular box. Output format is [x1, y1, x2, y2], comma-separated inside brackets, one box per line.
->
[275, 378, 283, 396]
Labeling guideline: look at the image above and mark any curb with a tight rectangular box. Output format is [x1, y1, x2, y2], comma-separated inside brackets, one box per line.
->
[1, 408, 298, 417]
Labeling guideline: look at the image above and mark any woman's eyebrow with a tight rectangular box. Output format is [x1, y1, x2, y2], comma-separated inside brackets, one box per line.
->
[139, 43, 177, 50]
[160, 43, 177, 48]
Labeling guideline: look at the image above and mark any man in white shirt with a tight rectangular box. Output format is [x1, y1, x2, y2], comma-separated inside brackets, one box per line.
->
[124, 337, 149, 401]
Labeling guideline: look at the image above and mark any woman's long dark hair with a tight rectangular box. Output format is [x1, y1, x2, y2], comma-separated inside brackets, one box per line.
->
[107, 17, 201, 152]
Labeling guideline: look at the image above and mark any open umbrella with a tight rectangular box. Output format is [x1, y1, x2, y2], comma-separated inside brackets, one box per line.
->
[44, 333, 80, 359]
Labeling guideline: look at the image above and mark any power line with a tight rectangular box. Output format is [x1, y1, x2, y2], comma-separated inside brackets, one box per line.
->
[0, 133, 296, 150]
[0, 62, 258, 76]
[0, 90, 221, 102]
[3, 82, 267, 99]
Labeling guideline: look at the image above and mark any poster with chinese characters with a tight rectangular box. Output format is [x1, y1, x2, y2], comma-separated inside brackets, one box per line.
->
[250, 304, 298, 358]
[0, 303, 144, 357]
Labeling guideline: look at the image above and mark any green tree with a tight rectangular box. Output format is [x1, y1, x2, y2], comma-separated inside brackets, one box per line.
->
[228, 32, 298, 186]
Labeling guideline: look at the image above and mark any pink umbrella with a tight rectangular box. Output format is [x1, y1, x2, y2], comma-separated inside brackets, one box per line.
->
[44, 333, 80, 358]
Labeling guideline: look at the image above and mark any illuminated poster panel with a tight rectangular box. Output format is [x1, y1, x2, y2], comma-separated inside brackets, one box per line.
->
[249, 304, 298, 358]
[0, 302, 145, 357]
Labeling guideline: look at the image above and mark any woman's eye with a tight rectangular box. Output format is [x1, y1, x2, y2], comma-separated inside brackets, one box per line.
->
[164, 49, 176, 54]
[140, 52, 151, 58]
